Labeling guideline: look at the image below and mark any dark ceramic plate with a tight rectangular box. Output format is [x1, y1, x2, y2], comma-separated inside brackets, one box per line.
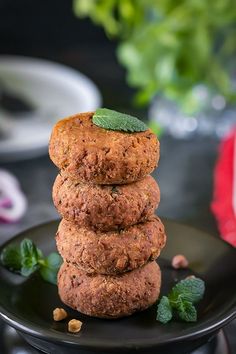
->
[0, 220, 236, 354]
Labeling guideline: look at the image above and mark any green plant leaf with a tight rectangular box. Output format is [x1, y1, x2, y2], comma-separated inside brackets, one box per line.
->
[156, 296, 173, 324]
[1, 238, 62, 285]
[39, 253, 62, 285]
[20, 239, 43, 277]
[176, 299, 197, 322]
[46, 252, 62, 268]
[169, 277, 205, 304]
[74, 0, 236, 110]
[156, 276, 205, 324]
[20, 239, 43, 261]
[0, 244, 22, 271]
[92, 108, 148, 132]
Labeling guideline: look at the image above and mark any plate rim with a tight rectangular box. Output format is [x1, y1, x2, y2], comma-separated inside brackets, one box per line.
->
[0, 219, 236, 350]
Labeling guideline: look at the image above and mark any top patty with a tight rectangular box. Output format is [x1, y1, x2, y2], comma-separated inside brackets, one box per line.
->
[49, 112, 159, 184]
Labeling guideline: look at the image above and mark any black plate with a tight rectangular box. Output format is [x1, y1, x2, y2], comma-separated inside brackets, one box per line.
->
[0, 219, 236, 354]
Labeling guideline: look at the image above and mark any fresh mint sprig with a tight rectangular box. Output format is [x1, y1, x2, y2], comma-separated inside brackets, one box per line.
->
[0, 238, 62, 285]
[92, 108, 148, 133]
[157, 277, 205, 324]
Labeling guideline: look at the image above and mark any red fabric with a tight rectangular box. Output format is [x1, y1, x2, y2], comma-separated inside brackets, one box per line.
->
[211, 130, 236, 246]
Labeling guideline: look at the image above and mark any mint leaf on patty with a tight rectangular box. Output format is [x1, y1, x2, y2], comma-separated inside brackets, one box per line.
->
[92, 108, 148, 133]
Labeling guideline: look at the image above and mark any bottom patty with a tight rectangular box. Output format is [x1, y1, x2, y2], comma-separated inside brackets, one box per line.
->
[58, 261, 161, 319]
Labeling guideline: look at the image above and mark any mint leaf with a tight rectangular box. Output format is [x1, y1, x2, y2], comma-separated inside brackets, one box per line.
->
[20, 239, 43, 277]
[169, 277, 205, 304]
[156, 296, 173, 324]
[0, 244, 22, 271]
[1, 238, 62, 285]
[157, 276, 205, 324]
[40, 266, 57, 285]
[92, 108, 148, 133]
[176, 299, 197, 322]
[46, 252, 62, 268]
[39, 252, 62, 285]
[20, 239, 43, 261]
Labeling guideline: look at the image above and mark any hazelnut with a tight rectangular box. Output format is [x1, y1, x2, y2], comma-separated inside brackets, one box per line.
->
[68, 319, 83, 333]
[172, 254, 189, 269]
[186, 275, 196, 280]
[53, 308, 68, 321]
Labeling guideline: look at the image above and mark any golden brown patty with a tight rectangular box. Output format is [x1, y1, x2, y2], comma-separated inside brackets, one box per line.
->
[56, 216, 166, 275]
[53, 174, 160, 231]
[49, 112, 159, 184]
[58, 261, 161, 318]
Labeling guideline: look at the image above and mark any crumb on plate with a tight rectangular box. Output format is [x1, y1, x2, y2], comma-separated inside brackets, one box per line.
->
[68, 319, 83, 333]
[186, 275, 196, 279]
[53, 308, 68, 321]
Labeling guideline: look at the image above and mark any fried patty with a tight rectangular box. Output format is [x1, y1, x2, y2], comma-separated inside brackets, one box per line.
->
[56, 216, 166, 275]
[53, 174, 160, 231]
[58, 261, 161, 318]
[49, 112, 159, 184]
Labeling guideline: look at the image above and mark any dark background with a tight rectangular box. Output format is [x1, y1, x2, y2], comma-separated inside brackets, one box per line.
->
[0, 0, 219, 232]
[0, 0, 131, 112]
[0, 0, 235, 353]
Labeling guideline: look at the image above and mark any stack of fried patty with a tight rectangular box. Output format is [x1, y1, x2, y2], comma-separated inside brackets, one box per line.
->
[49, 111, 166, 318]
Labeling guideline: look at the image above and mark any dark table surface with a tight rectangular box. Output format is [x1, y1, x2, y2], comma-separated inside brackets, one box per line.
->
[0, 45, 235, 353]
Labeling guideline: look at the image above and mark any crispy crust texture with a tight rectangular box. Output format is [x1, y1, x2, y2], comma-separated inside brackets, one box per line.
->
[58, 261, 161, 318]
[49, 112, 159, 184]
[56, 216, 166, 275]
[53, 174, 160, 231]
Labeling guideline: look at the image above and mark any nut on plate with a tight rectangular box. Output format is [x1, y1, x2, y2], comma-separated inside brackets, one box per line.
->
[68, 319, 83, 333]
[186, 275, 196, 279]
[53, 308, 68, 321]
[172, 254, 189, 269]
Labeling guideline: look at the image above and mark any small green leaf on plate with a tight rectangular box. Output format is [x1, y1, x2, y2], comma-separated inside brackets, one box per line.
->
[1, 238, 62, 285]
[176, 298, 197, 322]
[170, 277, 205, 304]
[39, 252, 62, 285]
[20, 239, 43, 277]
[157, 276, 205, 324]
[156, 296, 173, 324]
[0, 244, 22, 271]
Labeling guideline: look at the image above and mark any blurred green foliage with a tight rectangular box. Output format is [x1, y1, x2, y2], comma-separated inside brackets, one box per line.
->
[74, 0, 236, 112]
